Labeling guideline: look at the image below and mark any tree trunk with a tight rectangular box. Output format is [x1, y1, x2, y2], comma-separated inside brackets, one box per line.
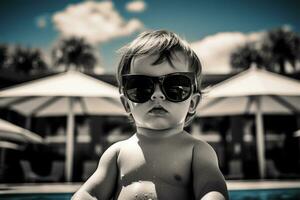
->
[279, 59, 286, 75]
[65, 64, 70, 72]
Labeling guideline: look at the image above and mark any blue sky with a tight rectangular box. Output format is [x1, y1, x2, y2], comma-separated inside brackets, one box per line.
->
[0, 0, 299, 74]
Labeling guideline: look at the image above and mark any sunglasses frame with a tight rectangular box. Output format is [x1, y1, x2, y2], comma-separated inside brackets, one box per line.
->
[121, 72, 197, 103]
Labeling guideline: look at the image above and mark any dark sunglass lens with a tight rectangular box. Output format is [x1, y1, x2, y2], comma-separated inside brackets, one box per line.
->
[163, 75, 192, 101]
[125, 76, 154, 103]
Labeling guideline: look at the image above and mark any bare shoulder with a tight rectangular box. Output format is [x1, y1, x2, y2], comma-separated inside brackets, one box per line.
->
[181, 132, 218, 162]
[98, 140, 122, 162]
[113, 134, 137, 148]
[182, 133, 218, 164]
[72, 137, 136, 199]
[189, 133, 229, 200]
[104, 134, 136, 154]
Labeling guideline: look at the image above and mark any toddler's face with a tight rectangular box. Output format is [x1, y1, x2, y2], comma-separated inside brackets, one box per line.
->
[121, 51, 198, 130]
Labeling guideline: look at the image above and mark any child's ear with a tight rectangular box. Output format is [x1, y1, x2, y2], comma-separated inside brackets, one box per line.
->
[120, 94, 131, 113]
[188, 93, 201, 114]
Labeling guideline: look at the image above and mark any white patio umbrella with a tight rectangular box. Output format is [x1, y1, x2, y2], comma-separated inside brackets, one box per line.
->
[197, 66, 300, 178]
[0, 118, 43, 178]
[5, 97, 124, 117]
[0, 118, 43, 144]
[199, 96, 300, 116]
[0, 70, 125, 182]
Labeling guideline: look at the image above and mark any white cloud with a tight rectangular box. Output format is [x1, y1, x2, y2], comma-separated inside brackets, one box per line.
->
[36, 16, 47, 29]
[191, 31, 265, 74]
[126, 1, 146, 13]
[93, 65, 105, 74]
[52, 1, 144, 44]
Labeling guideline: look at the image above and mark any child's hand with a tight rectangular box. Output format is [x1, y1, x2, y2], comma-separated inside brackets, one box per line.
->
[201, 191, 225, 200]
[71, 191, 98, 200]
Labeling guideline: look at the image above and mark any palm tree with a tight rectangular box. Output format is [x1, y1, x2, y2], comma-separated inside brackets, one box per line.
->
[9, 46, 48, 75]
[52, 37, 97, 73]
[230, 42, 267, 72]
[261, 27, 300, 74]
[292, 33, 300, 70]
[0, 44, 8, 70]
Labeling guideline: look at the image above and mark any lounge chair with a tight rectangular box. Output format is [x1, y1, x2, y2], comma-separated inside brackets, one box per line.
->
[20, 160, 64, 182]
[226, 159, 244, 179]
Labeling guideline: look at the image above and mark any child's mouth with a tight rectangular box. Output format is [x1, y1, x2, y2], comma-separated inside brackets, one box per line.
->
[148, 106, 168, 115]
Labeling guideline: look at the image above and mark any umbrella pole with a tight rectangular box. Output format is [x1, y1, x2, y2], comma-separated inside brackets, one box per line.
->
[255, 96, 266, 179]
[26, 116, 31, 130]
[0, 149, 5, 168]
[66, 97, 75, 182]
[0, 149, 5, 180]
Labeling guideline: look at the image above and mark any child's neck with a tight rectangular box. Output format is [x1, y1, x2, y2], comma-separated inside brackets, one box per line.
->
[136, 123, 185, 139]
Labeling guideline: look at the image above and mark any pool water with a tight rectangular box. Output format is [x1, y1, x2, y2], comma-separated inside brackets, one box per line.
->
[0, 193, 72, 200]
[1, 189, 300, 200]
[230, 188, 300, 200]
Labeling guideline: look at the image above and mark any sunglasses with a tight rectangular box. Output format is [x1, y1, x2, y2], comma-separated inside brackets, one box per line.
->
[121, 72, 197, 103]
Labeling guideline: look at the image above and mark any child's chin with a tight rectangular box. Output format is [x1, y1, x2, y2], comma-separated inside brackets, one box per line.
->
[150, 125, 171, 130]
[146, 121, 174, 130]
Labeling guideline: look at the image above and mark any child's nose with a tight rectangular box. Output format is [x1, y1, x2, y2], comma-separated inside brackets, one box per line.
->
[150, 83, 166, 101]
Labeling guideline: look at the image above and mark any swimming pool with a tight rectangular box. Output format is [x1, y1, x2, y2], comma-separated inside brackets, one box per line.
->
[0, 181, 300, 200]
[1, 189, 300, 200]
[0, 193, 72, 200]
[230, 188, 300, 200]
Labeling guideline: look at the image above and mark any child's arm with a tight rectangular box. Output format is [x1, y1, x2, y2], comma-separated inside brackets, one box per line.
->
[72, 142, 121, 200]
[192, 141, 229, 200]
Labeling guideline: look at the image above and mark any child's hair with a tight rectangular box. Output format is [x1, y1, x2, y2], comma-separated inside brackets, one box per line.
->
[116, 30, 202, 126]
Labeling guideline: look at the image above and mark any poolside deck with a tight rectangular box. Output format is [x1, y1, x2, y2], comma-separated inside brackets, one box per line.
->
[0, 180, 300, 194]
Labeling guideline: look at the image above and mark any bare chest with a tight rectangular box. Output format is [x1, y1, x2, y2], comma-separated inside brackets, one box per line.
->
[117, 142, 193, 187]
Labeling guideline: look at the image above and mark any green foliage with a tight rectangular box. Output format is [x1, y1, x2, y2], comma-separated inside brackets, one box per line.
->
[230, 43, 267, 71]
[52, 37, 97, 73]
[262, 27, 300, 74]
[230, 27, 300, 74]
[0, 44, 8, 69]
[9, 46, 48, 75]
